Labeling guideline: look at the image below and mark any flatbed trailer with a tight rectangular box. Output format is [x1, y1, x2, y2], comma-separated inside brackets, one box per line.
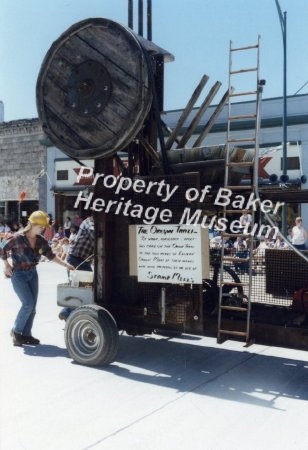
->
[36, 10, 308, 366]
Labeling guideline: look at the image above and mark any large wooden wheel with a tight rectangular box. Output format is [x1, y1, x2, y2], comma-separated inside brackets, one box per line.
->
[36, 18, 152, 159]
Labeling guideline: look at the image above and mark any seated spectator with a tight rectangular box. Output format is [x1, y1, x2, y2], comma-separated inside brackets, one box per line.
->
[208, 218, 220, 240]
[0, 222, 12, 241]
[274, 235, 289, 249]
[3, 222, 11, 233]
[239, 210, 252, 233]
[253, 236, 271, 264]
[223, 237, 234, 250]
[267, 228, 277, 247]
[51, 238, 62, 255]
[210, 233, 222, 249]
[11, 222, 20, 232]
[234, 243, 250, 274]
[53, 226, 65, 240]
[233, 236, 247, 251]
[57, 237, 70, 261]
[68, 226, 78, 245]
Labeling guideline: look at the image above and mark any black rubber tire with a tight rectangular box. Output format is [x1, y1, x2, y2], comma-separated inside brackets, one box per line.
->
[64, 305, 119, 366]
[203, 265, 245, 314]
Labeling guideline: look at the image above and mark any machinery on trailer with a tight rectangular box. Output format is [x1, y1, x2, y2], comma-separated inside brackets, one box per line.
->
[36, 1, 308, 366]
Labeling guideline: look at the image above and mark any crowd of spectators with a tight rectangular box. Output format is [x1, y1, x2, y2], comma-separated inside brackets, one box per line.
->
[209, 225, 291, 275]
[0, 221, 22, 241]
[43, 214, 81, 263]
[0, 214, 83, 266]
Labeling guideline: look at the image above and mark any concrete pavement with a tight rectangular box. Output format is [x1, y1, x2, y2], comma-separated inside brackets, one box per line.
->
[1, 261, 308, 450]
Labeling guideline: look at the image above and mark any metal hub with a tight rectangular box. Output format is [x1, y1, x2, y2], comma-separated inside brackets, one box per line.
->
[67, 60, 112, 116]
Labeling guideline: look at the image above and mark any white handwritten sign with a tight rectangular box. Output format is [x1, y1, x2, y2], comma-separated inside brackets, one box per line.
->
[136, 224, 203, 284]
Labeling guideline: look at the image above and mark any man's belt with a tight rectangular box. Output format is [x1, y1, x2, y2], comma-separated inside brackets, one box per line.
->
[14, 263, 37, 271]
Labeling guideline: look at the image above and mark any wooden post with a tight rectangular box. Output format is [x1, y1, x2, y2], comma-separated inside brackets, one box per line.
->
[93, 157, 114, 305]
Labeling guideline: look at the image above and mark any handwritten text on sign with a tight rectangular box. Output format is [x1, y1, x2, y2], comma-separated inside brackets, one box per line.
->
[136, 224, 203, 284]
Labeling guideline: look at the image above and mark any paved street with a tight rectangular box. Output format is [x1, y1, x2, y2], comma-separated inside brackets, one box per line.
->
[1, 261, 308, 450]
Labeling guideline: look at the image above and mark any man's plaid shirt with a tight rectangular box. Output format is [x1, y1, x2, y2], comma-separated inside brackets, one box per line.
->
[69, 216, 94, 261]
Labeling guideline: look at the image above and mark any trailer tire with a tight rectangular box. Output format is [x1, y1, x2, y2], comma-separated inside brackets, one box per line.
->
[203, 265, 245, 315]
[64, 305, 119, 366]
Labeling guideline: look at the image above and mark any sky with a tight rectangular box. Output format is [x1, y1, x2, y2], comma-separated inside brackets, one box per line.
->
[1, 0, 308, 122]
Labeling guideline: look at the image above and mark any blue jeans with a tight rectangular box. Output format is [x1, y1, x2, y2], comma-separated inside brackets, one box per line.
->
[293, 244, 306, 250]
[67, 254, 92, 271]
[12, 268, 38, 335]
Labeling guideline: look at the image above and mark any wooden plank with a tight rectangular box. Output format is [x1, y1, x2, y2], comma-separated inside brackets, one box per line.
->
[193, 88, 231, 148]
[169, 159, 224, 173]
[176, 81, 221, 149]
[141, 139, 161, 165]
[165, 74, 209, 150]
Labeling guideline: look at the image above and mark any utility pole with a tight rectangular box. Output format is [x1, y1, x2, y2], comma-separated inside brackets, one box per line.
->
[275, 0, 287, 234]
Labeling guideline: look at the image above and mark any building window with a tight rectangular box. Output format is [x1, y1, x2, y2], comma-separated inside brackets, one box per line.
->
[280, 157, 300, 170]
[57, 170, 69, 181]
[0, 201, 5, 218]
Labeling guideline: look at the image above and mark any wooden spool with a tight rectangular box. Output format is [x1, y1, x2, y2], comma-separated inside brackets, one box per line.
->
[36, 18, 152, 159]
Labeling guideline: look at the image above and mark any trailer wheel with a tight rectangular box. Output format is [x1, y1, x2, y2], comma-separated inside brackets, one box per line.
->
[64, 305, 119, 366]
[203, 265, 245, 315]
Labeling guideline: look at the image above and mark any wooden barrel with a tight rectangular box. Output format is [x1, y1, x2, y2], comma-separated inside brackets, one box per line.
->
[36, 18, 152, 159]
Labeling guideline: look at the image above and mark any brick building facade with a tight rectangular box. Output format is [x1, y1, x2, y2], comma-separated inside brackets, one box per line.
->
[0, 118, 47, 224]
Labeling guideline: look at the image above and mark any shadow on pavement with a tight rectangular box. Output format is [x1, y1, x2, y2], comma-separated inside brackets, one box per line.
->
[22, 331, 308, 409]
[22, 344, 68, 358]
[97, 334, 308, 409]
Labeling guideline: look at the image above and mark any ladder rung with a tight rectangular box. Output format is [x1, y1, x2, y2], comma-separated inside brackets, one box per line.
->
[223, 256, 250, 262]
[220, 305, 248, 312]
[222, 233, 250, 238]
[222, 281, 249, 287]
[231, 44, 259, 52]
[227, 138, 256, 143]
[224, 209, 253, 214]
[224, 185, 254, 190]
[230, 67, 258, 75]
[218, 329, 248, 337]
[230, 91, 257, 97]
[229, 114, 257, 121]
[227, 161, 254, 167]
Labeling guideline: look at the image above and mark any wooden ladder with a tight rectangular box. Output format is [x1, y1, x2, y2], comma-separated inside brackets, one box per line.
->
[217, 37, 264, 345]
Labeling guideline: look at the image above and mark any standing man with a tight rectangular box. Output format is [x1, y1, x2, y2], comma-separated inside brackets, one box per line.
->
[72, 213, 83, 231]
[291, 217, 307, 250]
[59, 213, 94, 320]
